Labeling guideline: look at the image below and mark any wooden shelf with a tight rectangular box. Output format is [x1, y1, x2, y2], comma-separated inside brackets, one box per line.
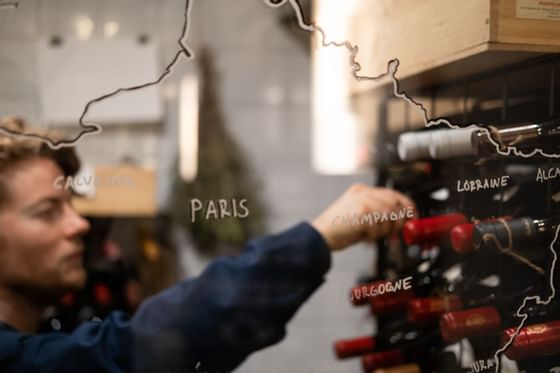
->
[72, 165, 157, 217]
[347, 0, 560, 94]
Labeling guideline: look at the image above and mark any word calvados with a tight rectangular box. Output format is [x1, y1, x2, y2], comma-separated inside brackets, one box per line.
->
[54, 175, 134, 190]
[350, 277, 413, 302]
[190, 198, 249, 222]
[331, 206, 414, 227]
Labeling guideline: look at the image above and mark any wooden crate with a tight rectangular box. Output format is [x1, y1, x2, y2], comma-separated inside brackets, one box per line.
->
[72, 165, 157, 217]
[343, 0, 560, 94]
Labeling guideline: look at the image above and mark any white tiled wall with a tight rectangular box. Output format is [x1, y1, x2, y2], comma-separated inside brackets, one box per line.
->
[0, 1, 376, 372]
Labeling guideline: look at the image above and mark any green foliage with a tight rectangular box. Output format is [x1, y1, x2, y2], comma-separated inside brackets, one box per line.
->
[170, 48, 266, 255]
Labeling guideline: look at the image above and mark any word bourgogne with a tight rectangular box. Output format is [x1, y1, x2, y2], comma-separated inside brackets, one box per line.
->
[350, 277, 413, 302]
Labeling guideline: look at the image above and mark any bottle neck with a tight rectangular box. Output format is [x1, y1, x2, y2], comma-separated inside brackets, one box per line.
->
[471, 120, 560, 155]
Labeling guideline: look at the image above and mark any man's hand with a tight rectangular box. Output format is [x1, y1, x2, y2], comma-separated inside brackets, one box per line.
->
[311, 184, 416, 251]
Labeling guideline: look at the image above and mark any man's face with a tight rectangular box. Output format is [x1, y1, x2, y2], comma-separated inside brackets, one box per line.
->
[0, 157, 90, 297]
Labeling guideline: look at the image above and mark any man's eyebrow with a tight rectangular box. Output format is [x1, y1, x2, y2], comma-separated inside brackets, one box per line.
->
[23, 194, 68, 212]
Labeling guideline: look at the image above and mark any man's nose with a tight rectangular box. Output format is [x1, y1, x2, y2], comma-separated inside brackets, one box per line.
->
[65, 205, 91, 237]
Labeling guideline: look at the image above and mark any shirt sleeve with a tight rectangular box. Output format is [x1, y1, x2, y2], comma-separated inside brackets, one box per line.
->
[0, 312, 132, 373]
[0, 222, 330, 373]
[130, 222, 331, 373]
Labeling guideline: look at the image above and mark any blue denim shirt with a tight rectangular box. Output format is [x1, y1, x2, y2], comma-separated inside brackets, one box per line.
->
[0, 223, 331, 373]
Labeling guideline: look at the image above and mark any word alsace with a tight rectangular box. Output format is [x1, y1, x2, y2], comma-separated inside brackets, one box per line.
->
[536, 166, 560, 182]
[331, 206, 415, 227]
[456, 176, 510, 192]
[54, 175, 134, 190]
[349, 277, 413, 302]
[190, 198, 249, 222]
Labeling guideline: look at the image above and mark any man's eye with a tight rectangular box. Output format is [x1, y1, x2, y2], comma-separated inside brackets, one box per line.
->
[37, 206, 61, 220]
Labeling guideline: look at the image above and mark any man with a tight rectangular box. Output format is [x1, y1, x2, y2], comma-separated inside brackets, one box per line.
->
[0, 117, 415, 372]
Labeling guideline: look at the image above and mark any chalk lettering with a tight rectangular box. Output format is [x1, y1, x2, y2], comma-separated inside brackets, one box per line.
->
[205, 201, 218, 219]
[219, 199, 231, 218]
[361, 213, 373, 225]
[190, 199, 203, 222]
[403, 276, 413, 290]
[536, 167, 560, 182]
[238, 199, 249, 218]
[457, 176, 509, 192]
[54, 176, 64, 189]
[406, 207, 415, 218]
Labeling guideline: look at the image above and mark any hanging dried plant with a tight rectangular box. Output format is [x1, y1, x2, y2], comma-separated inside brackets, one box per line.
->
[170, 47, 267, 255]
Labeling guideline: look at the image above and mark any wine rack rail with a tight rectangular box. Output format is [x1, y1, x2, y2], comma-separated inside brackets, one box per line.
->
[335, 54, 560, 373]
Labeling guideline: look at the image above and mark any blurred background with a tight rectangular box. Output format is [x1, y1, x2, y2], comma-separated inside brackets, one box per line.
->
[3, 1, 560, 372]
[0, 1, 377, 372]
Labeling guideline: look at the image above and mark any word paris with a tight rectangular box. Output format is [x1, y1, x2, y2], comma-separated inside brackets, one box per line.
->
[54, 175, 134, 190]
[456, 176, 510, 192]
[190, 198, 249, 222]
[350, 277, 413, 301]
[332, 206, 414, 227]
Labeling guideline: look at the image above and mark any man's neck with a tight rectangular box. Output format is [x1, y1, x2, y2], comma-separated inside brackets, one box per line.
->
[0, 286, 46, 333]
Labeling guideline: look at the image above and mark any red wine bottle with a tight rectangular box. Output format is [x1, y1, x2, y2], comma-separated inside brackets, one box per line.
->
[361, 330, 447, 371]
[501, 319, 560, 360]
[403, 213, 468, 246]
[440, 300, 559, 343]
[407, 295, 463, 326]
[334, 322, 432, 359]
[450, 216, 513, 254]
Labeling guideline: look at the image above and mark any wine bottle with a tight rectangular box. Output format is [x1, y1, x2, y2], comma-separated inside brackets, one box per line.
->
[501, 319, 560, 360]
[350, 277, 415, 306]
[386, 162, 433, 187]
[397, 130, 436, 162]
[350, 254, 447, 307]
[472, 119, 560, 155]
[334, 335, 377, 359]
[450, 217, 513, 254]
[440, 300, 560, 343]
[334, 322, 432, 359]
[426, 119, 560, 160]
[513, 352, 560, 373]
[407, 277, 538, 327]
[450, 223, 476, 254]
[402, 213, 468, 246]
[397, 119, 560, 162]
[372, 364, 422, 373]
[361, 330, 446, 371]
[407, 295, 463, 326]
[469, 216, 557, 274]
[371, 353, 469, 373]
[472, 216, 558, 252]
[350, 260, 450, 317]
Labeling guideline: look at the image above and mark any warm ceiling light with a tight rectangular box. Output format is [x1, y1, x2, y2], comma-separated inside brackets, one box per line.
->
[75, 15, 94, 40]
[104, 21, 119, 38]
[179, 75, 199, 182]
[312, 0, 360, 174]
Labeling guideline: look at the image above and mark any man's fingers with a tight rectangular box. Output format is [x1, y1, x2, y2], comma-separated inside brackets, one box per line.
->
[371, 188, 416, 212]
[358, 188, 416, 240]
[359, 195, 397, 240]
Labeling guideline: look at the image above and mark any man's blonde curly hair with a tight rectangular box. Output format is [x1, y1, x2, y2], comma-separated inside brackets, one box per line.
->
[0, 117, 80, 205]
